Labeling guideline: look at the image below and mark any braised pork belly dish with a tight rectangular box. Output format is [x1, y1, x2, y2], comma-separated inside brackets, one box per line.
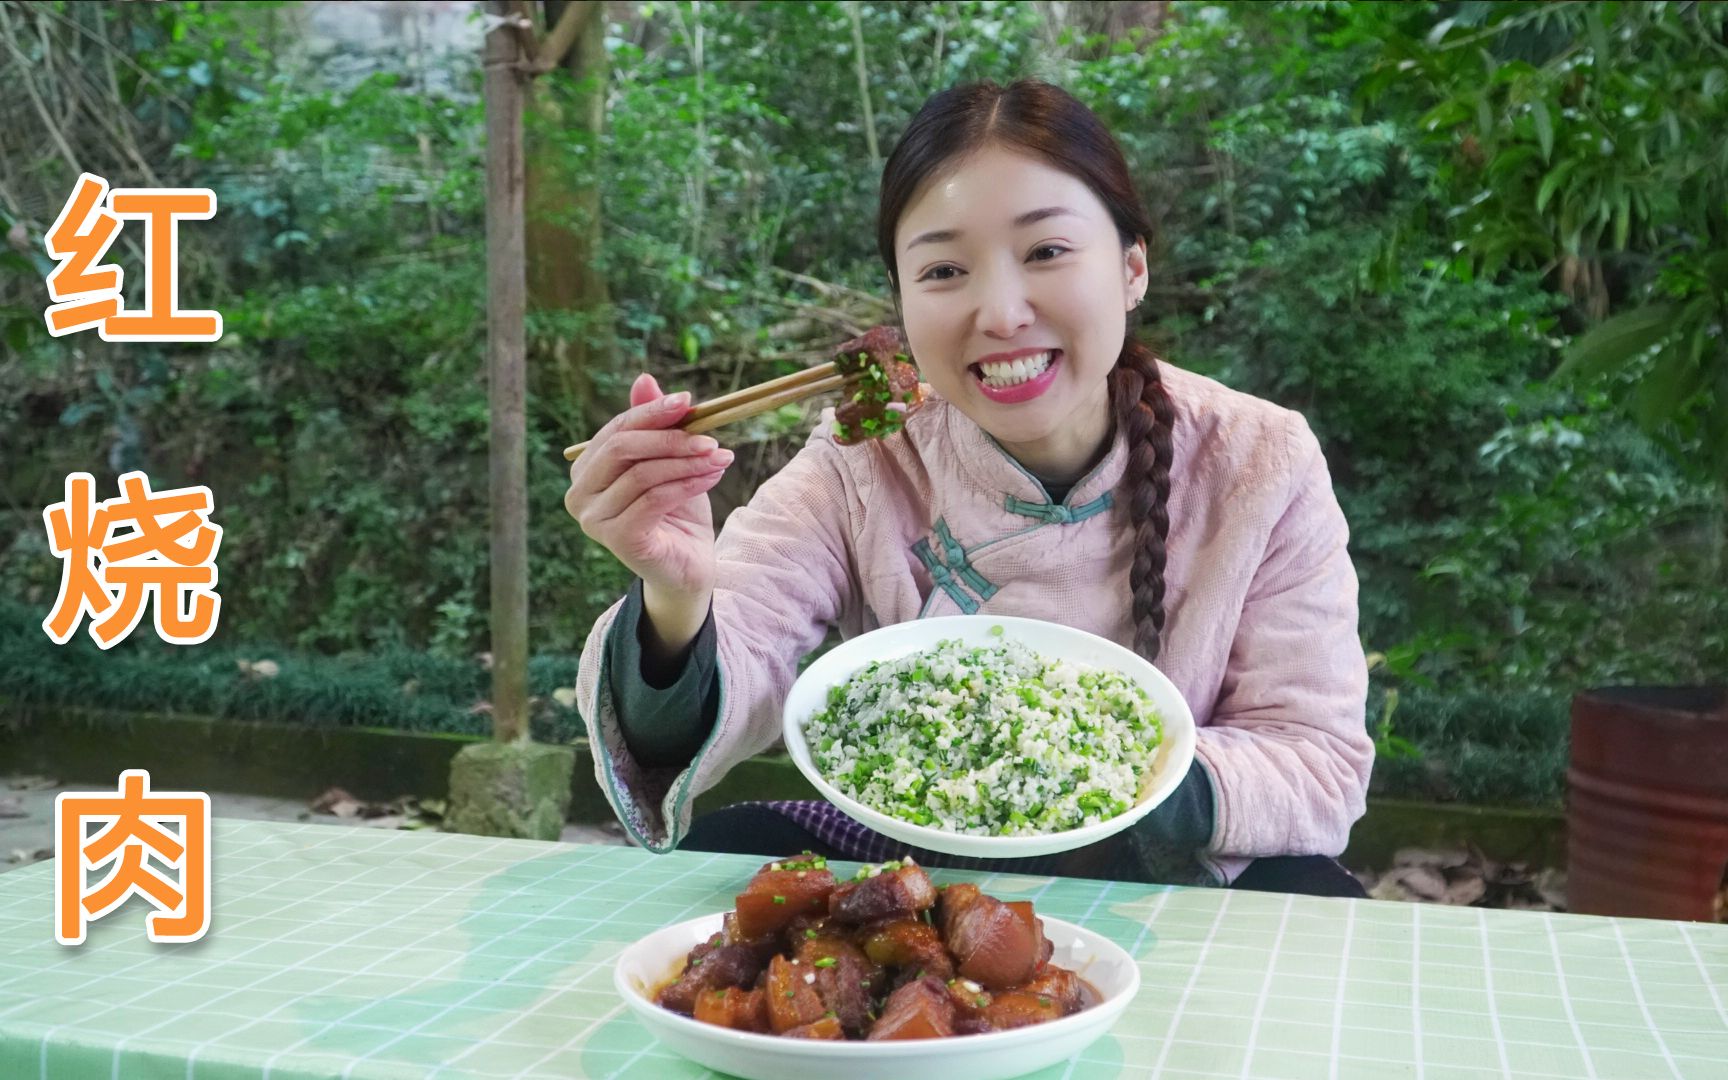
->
[654, 855, 1099, 1040]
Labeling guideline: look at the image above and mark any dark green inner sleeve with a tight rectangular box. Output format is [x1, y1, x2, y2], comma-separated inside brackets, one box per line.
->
[1120, 762, 1217, 883]
[605, 578, 720, 769]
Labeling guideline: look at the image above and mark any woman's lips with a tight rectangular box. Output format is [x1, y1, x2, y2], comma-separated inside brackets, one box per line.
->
[972, 351, 1062, 405]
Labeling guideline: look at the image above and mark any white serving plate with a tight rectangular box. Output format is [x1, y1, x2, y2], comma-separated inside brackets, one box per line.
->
[614, 911, 1141, 1080]
[781, 614, 1196, 859]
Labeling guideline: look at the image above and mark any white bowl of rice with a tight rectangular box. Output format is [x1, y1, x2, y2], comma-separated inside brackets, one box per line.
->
[781, 615, 1196, 859]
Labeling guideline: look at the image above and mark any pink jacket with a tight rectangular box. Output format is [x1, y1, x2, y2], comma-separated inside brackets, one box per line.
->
[575, 361, 1372, 883]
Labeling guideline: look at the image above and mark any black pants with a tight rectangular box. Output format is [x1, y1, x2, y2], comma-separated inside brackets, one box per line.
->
[681, 803, 1367, 899]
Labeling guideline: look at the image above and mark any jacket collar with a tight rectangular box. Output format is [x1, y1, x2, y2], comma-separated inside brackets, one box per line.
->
[937, 390, 1130, 511]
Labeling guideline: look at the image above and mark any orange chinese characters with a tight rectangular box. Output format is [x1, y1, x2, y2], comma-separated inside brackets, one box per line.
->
[43, 171, 222, 342]
[43, 471, 223, 649]
[55, 770, 211, 946]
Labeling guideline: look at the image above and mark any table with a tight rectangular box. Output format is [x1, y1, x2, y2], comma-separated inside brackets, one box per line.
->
[0, 819, 1724, 1079]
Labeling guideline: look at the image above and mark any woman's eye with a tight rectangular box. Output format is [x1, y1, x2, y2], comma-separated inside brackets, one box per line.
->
[918, 249, 1064, 281]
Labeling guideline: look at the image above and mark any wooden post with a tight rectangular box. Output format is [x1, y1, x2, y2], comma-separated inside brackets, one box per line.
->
[484, 0, 529, 745]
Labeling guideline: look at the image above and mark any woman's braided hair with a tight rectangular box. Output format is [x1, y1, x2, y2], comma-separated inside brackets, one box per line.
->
[1107, 339, 1176, 660]
[877, 78, 1177, 662]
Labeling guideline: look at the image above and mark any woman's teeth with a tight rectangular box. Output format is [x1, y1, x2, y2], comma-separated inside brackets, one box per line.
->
[977, 351, 1054, 388]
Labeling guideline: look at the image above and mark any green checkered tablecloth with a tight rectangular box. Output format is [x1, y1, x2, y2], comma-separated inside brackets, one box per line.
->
[1, 819, 1724, 1079]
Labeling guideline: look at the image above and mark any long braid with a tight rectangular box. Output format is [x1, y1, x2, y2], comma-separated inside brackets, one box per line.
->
[1109, 340, 1176, 662]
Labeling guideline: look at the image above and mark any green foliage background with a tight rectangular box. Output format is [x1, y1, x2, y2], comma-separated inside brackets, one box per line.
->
[2, 1, 1724, 806]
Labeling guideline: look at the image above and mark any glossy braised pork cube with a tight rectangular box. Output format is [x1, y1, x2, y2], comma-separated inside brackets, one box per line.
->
[941, 974, 994, 1034]
[692, 985, 770, 1033]
[732, 858, 839, 941]
[1020, 964, 1087, 1015]
[782, 1015, 845, 1040]
[829, 860, 938, 925]
[937, 883, 1045, 990]
[981, 989, 1067, 1031]
[832, 325, 906, 377]
[866, 974, 956, 1041]
[763, 953, 829, 1034]
[858, 918, 955, 983]
[657, 933, 772, 1015]
[794, 935, 883, 1036]
[1008, 900, 1056, 972]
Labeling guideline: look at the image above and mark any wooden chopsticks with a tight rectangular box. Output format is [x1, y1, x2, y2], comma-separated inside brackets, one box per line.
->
[562, 360, 847, 461]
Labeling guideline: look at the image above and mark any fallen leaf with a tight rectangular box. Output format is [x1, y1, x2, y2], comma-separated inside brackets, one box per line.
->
[1394, 865, 1448, 901]
[1443, 872, 1487, 906]
[1392, 847, 1470, 870]
[1355, 844, 1569, 911]
[309, 786, 365, 818]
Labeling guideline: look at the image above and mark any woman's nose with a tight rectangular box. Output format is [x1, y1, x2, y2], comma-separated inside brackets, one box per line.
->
[977, 281, 1035, 339]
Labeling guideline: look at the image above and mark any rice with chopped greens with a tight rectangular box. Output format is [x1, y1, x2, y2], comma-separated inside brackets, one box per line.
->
[804, 629, 1163, 835]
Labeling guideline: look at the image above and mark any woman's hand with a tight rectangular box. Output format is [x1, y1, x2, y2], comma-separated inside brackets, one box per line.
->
[565, 372, 734, 604]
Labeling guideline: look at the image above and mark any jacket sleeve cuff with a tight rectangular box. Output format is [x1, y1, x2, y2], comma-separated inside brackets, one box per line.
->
[606, 578, 720, 769]
[1123, 759, 1224, 886]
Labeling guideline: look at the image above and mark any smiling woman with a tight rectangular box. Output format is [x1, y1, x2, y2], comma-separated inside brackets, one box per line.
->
[567, 79, 1372, 899]
[887, 155, 1143, 486]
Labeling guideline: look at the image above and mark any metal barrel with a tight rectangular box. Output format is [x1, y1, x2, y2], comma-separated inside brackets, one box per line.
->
[1567, 687, 1728, 921]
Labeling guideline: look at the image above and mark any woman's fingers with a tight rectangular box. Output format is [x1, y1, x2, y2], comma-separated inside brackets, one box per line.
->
[628, 371, 663, 409]
[576, 450, 732, 528]
[606, 469, 729, 544]
[583, 390, 693, 455]
[577, 429, 720, 492]
[567, 391, 695, 490]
